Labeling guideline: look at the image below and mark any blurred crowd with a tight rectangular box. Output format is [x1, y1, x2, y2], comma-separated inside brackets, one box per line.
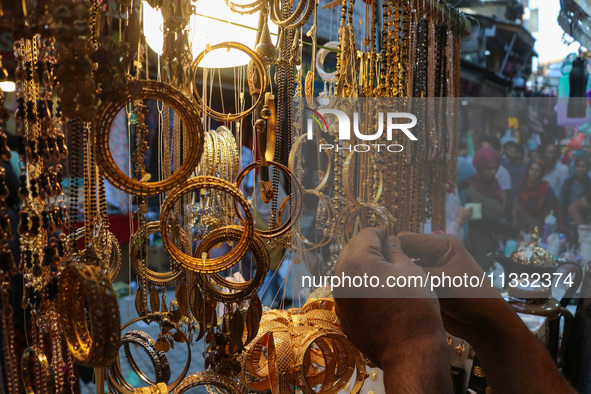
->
[447, 134, 591, 271]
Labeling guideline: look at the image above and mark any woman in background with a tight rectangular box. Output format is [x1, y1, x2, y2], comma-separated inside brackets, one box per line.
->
[561, 156, 591, 243]
[465, 148, 516, 271]
[514, 160, 561, 233]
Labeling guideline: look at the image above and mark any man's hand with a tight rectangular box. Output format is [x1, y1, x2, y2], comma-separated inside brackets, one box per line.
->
[334, 228, 452, 393]
[398, 233, 575, 394]
[455, 206, 473, 224]
[398, 233, 500, 342]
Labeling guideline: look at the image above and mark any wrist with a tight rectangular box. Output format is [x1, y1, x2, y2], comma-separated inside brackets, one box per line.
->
[379, 304, 447, 368]
[380, 331, 448, 369]
[459, 298, 525, 346]
[381, 332, 453, 393]
[454, 218, 465, 226]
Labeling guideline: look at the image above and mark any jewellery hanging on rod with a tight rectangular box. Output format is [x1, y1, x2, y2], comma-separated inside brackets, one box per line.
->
[0, 0, 469, 392]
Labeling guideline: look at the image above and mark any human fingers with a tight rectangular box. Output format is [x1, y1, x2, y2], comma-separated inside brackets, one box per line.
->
[398, 233, 457, 266]
[337, 228, 389, 270]
[382, 236, 414, 267]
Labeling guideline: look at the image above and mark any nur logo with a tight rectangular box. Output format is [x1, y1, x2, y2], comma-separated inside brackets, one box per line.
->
[304, 108, 418, 153]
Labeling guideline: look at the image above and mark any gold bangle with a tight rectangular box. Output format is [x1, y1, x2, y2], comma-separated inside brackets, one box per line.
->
[106, 315, 191, 394]
[175, 371, 241, 394]
[234, 160, 303, 239]
[191, 42, 268, 122]
[194, 225, 269, 303]
[269, 0, 314, 29]
[160, 176, 253, 273]
[68, 227, 121, 282]
[289, 134, 332, 193]
[291, 189, 335, 251]
[93, 80, 204, 196]
[21, 347, 54, 394]
[294, 331, 366, 394]
[58, 263, 120, 367]
[216, 126, 239, 180]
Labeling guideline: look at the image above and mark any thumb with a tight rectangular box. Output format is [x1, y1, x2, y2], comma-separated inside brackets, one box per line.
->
[382, 236, 412, 266]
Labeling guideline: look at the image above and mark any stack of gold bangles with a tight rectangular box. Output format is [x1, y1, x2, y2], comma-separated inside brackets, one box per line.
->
[58, 263, 121, 368]
[160, 176, 254, 273]
[241, 295, 367, 393]
[193, 225, 270, 303]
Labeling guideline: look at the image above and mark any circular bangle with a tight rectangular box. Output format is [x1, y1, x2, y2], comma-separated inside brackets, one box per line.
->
[130, 221, 187, 287]
[191, 42, 268, 122]
[294, 331, 367, 394]
[21, 347, 54, 394]
[106, 230, 122, 281]
[58, 263, 121, 367]
[292, 189, 335, 251]
[234, 160, 303, 239]
[175, 371, 241, 394]
[194, 225, 269, 303]
[93, 80, 204, 196]
[242, 325, 295, 392]
[289, 134, 333, 193]
[109, 330, 171, 389]
[316, 41, 339, 83]
[269, 0, 313, 29]
[160, 176, 253, 273]
[68, 227, 121, 282]
[222, 0, 263, 14]
[215, 126, 239, 181]
[106, 315, 191, 394]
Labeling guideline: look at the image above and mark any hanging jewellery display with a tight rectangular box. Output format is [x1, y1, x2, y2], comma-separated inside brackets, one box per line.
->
[0, 0, 470, 392]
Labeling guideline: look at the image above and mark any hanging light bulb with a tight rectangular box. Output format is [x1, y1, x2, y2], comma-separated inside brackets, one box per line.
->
[143, 0, 278, 68]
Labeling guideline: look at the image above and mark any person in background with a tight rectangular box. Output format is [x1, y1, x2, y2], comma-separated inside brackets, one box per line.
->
[480, 135, 512, 217]
[542, 142, 569, 200]
[569, 193, 591, 225]
[445, 157, 476, 242]
[562, 156, 591, 243]
[458, 140, 468, 158]
[514, 160, 562, 233]
[465, 148, 516, 271]
[502, 141, 530, 222]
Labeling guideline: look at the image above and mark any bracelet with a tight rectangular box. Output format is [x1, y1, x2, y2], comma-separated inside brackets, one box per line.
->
[194, 225, 269, 303]
[21, 347, 54, 394]
[130, 383, 168, 393]
[292, 189, 335, 251]
[106, 315, 191, 393]
[160, 176, 253, 273]
[289, 134, 333, 193]
[109, 330, 170, 389]
[234, 160, 303, 239]
[175, 371, 241, 394]
[316, 41, 339, 83]
[67, 227, 121, 281]
[294, 330, 366, 394]
[58, 263, 121, 367]
[191, 42, 268, 122]
[93, 80, 204, 196]
[269, 0, 314, 29]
